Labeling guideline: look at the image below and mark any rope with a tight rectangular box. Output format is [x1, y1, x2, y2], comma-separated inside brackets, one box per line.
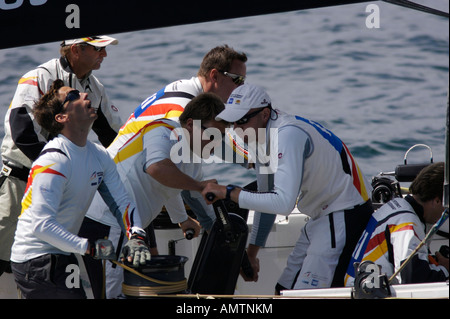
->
[122, 282, 187, 296]
[110, 259, 187, 287]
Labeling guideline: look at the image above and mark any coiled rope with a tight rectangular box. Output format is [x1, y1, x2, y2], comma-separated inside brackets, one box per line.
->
[111, 260, 187, 296]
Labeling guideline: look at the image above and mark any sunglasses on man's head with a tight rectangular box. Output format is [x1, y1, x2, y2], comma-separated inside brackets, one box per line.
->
[219, 70, 246, 86]
[234, 106, 269, 125]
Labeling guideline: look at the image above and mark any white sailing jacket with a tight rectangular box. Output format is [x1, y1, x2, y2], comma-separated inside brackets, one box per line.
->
[108, 76, 248, 162]
[108, 77, 203, 157]
[240, 110, 373, 246]
[1, 57, 123, 169]
[344, 196, 448, 286]
[240, 110, 372, 218]
[85, 118, 215, 229]
[11, 135, 142, 263]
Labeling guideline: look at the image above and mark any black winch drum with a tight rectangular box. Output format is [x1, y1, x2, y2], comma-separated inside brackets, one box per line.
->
[122, 255, 188, 297]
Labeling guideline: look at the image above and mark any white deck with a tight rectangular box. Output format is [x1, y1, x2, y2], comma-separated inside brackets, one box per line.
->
[281, 281, 449, 299]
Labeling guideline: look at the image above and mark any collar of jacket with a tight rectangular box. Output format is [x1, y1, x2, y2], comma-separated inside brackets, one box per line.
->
[59, 56, 92, 82]
[404, 195, 426, 225]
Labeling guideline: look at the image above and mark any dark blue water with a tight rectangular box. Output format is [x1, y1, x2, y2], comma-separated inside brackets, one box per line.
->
[1, 1, 448, 186]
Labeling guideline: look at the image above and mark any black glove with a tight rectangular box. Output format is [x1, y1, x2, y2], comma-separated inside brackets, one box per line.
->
[120, 233, 151, 267]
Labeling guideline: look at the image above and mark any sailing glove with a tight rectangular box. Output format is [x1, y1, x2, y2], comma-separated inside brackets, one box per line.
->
[121, 233, 151, 267]
[90, 239, 116, 260]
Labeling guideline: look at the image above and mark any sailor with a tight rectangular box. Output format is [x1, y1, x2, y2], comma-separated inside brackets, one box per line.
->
[10, 80, 150, 299]
[202, 83, 374, 291]
[345, 162, 448, 286]
[0, 36, 122, 280]
[105, 44, 248, 167]
[85, 92, 228, 298]
[84, 44, 248, 231]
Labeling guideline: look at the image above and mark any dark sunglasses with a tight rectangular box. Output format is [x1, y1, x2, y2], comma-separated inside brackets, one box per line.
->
[218, 70, 246, 86]
[56, 90, 81, 114]
[235, 106, 269, 125]
[78, 43, 105, 52]
[62, 90, 81, 106]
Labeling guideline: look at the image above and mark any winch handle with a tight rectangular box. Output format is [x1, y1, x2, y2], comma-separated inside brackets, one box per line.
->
[206, 192, 215, 202]
[185, 229, 195, 240]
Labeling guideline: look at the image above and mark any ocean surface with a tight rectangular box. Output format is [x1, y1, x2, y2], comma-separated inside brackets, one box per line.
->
[0, 1, 448, 188]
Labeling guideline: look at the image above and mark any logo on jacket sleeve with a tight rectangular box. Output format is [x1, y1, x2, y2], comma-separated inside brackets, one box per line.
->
[90, 171, 103, 186]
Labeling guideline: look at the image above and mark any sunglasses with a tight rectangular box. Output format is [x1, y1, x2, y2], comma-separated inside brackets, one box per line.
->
[56, 89, 80, 114]
[62, 90, 81, 106]
[219, 70, 246, 86]
[78, 43, 105, 52]
[235, 107, 269, 125]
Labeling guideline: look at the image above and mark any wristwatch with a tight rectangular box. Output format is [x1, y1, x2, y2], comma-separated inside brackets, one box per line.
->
[226, 184, 237, 201]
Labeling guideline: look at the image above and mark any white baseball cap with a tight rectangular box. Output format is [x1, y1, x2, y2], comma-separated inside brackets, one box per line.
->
[61, 35, 118, 47]
[215, 83, 272, 122]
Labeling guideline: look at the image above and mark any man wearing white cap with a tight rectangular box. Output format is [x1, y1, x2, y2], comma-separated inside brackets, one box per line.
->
[0, 36, 122, 294]
[202, 83, 374, 291]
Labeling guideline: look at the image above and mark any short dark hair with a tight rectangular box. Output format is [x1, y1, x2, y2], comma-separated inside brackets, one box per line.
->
[197, 45, 247, 77]
[409, 162, 444, 202]
[179, 92, 226, 125]
[33, 79, 65, 138]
